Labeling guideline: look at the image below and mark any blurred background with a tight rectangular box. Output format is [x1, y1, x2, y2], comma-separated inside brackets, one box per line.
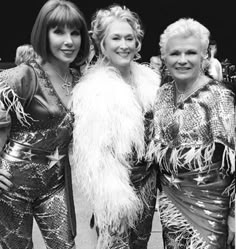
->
[0, 0, 235, 65]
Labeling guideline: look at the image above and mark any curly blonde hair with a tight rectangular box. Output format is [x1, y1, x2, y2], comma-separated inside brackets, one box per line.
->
[90, 4, 144, 58]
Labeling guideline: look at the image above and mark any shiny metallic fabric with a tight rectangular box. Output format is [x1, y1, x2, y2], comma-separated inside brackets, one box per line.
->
[149, 80, 235, 249]
[0, 61, 79, 248]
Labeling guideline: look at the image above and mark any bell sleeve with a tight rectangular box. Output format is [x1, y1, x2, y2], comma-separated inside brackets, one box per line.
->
[0, 63, 37, 127]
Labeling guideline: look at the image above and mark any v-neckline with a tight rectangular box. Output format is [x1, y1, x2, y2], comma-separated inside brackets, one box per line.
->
[45, 68, 73, 110]
[171, 79, 211, 108]
[33, 61, 79, 112]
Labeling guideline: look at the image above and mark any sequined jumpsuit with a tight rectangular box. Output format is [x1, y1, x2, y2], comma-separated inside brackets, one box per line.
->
[0, 61, 79, 249]
[149, 80, 235, 249]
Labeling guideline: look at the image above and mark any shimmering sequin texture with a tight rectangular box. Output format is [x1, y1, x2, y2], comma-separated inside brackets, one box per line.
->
[148, 80, 235, 249]
[0, 61, 80, 249]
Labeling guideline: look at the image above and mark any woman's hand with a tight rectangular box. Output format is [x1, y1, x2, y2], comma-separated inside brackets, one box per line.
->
[0, 169, 12, 192]
[227, 215, 235, 248]
[109, 216, 128, 235]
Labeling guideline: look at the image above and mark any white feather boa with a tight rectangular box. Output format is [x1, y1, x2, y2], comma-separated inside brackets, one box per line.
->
[71, 61, 160, 247]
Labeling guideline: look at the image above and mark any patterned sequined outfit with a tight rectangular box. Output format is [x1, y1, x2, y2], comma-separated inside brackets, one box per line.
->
[0, 61, 79, 249]
[148, 80, 235, 249]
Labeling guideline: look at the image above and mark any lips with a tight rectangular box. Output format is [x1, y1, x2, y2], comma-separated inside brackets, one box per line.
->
[61, 50, 74, 55]
[176, 67, 190, 72]
[118, 52, 130, 58]
[176, 67, 190, 70]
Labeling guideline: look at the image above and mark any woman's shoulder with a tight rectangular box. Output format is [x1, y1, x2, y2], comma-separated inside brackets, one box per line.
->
[207, 79, 233, 93]
[0, 63, 33, 78]
[201, 79, 235, 106]
[133, 62, 161, 81]
[224, 82, 236, 97]
[0, 62, 37, 98]
[0, 63, 35, 85]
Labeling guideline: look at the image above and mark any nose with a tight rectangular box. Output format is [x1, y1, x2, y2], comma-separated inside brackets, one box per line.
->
[178, 53, 187, 64]
[120, 38, 128, 49]
[64, 34, 73, 46]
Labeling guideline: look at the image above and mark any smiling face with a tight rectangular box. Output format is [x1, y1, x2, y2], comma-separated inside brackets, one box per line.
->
[48, 25, 81, 66]
[165, 34, 203, 85]
[103, 20, 137, 72]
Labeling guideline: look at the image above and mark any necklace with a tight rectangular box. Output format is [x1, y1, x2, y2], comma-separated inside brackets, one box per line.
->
[175, 77, 201, 103]
[175, 83, 186, 103]
[54, 70, 72, 95]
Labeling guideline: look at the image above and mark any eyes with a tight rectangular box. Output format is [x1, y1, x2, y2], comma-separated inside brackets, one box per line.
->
[169, 50, 198, 56]
[111, 35, 135, 42]
[51, 27, 81, 36]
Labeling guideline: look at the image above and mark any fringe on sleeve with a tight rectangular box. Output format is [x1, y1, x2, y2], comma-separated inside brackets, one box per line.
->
[0, 65, 35, 126]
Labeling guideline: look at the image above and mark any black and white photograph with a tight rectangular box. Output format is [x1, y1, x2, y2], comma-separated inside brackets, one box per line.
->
[0, 1, 235, 249]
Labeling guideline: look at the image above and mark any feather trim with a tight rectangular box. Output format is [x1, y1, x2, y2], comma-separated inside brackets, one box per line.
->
[71, 62, 160, 247]
[147, 141, 235, 174]
[131, 62, 161, 112]
[147, 80, 235, 174]
[223, 178, 235, 208]
[159, 193, 210, 249]
[0, 80, 31, 126]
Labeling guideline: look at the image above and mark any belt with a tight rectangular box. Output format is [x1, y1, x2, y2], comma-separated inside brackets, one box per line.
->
[2, 140, 66, 164]
[161, 161, 222, 189]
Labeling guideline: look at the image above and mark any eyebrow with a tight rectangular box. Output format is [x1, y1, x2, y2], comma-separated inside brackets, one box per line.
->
[110, 33, 134, 37]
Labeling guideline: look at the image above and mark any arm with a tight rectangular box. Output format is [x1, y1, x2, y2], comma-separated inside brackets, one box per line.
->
[0, 103, 12, 191]
[0, 64, 36, 190]
[212, 86, 236, 247]
[0, 64, 37, 126]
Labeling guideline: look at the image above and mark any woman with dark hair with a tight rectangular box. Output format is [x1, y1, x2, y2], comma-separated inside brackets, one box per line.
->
[0, 0, 90, 248]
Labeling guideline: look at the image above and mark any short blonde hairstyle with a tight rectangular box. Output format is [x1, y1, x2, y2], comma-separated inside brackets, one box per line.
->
[90, 4, 144, 57]
[15, 44, 38, 65]
[159, 18, 210, 60]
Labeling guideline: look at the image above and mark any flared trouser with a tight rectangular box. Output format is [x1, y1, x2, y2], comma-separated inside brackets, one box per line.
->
[0, 154, 75, 249]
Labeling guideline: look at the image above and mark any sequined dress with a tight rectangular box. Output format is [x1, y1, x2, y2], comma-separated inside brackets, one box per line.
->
[148, 80, 235, 249]
[0, 61, 80, 249]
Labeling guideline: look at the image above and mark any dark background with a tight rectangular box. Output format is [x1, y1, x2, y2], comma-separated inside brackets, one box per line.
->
[0, 0, 235, 65]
